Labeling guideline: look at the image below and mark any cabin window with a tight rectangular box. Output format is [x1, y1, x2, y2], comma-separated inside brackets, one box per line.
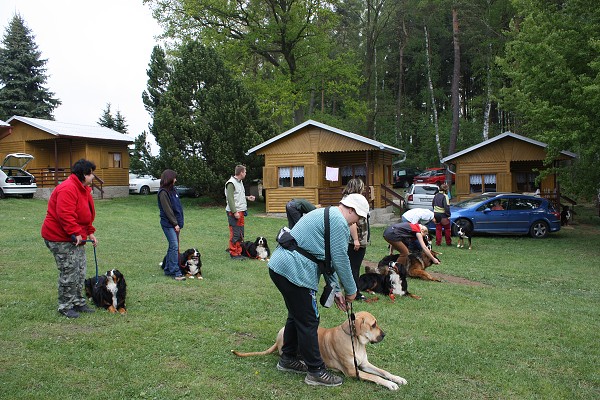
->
[109, 152, 122, 168]
[516, 172, 539, 192]
[470, 174, 496, 193]
[279, 166, 304, 187]
[341, 164, 367, 185]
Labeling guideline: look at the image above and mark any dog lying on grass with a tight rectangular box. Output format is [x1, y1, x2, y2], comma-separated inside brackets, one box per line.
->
[232, 311, 407, 390]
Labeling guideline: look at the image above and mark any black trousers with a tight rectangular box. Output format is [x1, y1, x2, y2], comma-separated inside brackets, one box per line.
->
[269, 268, 325, 372]
[347, 243, 366, 295]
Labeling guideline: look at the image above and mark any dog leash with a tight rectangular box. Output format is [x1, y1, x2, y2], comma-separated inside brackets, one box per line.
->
[72, 235, 98, 283]
[346, 302, 361, 381]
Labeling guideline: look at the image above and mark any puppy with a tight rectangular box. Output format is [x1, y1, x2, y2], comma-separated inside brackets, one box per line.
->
[84, 269, 127, 314]
[180, 248, 203, 279]
[454, 221, 473, 250]
[232, 311, 407, 390]
[255, 236, 270, 261]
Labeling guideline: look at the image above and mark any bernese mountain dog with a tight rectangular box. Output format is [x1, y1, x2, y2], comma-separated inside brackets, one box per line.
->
[179, 248, 203, 279]
[241, 236, 271, 261]
[359, 258, 420, 300]
[84, 269, 127, 314]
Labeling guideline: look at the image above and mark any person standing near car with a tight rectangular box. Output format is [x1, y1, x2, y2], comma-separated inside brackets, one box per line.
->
[225, 165, 255, 260]
[432, 183, 452, 246]
[42, 159, 98, 318]
[158, 169, 186, 281]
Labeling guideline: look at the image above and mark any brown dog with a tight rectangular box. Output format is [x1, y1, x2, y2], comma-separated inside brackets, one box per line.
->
[232, 311, 407, 390]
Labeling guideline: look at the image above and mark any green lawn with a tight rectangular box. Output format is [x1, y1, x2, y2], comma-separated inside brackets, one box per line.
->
[1, 196, 599, 399]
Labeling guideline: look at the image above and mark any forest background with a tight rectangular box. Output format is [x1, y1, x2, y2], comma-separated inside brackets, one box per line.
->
[1, 0, 598, 201]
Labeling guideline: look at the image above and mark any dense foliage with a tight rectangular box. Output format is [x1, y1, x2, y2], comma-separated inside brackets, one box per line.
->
[141, 0, 598, 200]
[0, 14, 60, 120]
[149, 41, 274, 198]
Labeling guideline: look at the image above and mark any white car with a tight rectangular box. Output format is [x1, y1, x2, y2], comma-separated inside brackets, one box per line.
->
[0, 153, 37, 199]
[129, 174, 160, 195]
[406, 183, 439, 210]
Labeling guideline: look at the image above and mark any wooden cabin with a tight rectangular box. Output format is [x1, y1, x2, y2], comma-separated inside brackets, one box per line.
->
[0, 116, 134, 199]
[441, 132, 577, 207]
[246, 120, 405, 213]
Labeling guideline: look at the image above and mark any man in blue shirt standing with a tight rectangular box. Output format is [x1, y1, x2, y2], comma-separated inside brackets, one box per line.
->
[268, 193, 369, 387]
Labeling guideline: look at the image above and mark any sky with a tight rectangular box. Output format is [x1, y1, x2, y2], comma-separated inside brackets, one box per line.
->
[0, 0, 163, 142]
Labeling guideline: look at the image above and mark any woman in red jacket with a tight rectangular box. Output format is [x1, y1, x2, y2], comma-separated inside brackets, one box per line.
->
[42, 159, 98, 318]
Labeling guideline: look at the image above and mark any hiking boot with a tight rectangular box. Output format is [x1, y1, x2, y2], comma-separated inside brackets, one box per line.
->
[277, 357, 308, 374]
[59, 308, 80, 319]
[305, 369, 343, 387]
[73, 304, 95, 313]
[174, 276, 186, 281]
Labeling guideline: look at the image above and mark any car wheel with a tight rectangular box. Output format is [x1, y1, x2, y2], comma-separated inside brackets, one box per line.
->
[140, 186, 150, 195]
[0, 188, 5, 199]
[529, 220, 549, 238]
[22, 193, 34, 199]
[403, 180, 410, 188]
[452, 219, 472, 236]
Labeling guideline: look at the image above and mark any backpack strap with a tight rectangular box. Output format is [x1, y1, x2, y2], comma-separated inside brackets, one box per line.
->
[323, 206, 331, 275]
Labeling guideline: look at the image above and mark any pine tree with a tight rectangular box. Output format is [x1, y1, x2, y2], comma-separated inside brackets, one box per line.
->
[97, 103, 116, 129]
[142, 45, 170, 118]
[152, 40, 274, 198]
[0, 14, 61, 120]
[114, 110, 128, 133]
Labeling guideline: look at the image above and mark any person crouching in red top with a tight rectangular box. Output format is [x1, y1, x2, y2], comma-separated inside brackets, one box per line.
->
[42, 159, 98, 318]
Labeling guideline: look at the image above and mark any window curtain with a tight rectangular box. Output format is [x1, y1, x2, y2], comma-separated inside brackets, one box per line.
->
[292, 166, 304, 177]
[279, 167, 290, 178]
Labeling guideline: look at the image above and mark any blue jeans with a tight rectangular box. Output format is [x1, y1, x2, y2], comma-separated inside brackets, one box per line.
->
[161, 225, 182, 277]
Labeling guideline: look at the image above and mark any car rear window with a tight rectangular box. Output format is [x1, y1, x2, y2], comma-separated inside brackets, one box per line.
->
[413, 186, 439, 195]
[511, 198, 542, 210]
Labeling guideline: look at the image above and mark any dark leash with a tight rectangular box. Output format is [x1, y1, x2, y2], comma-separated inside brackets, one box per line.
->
[72, 235, 98, 283]
[346, 302, 361, 381]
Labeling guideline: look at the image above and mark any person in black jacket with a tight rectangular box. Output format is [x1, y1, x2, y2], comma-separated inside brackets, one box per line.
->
[158, 169, 186, 281]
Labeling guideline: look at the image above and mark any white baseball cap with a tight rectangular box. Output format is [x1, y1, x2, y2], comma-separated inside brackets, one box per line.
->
[340, 193, 369, 218]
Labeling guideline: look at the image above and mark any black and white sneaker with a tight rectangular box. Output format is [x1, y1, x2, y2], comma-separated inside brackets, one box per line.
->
[277, 357, 308, 374]
[305, 369, 343, 387]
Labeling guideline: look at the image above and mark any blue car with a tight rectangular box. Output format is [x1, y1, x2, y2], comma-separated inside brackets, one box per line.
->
[449, 193, 561, 238]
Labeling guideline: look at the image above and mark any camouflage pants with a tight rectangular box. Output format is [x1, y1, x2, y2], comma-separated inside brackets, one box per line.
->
[45, 240, 87, 312]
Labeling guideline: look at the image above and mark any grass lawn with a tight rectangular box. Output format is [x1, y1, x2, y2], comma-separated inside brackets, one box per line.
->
[1, 195, 599, 399]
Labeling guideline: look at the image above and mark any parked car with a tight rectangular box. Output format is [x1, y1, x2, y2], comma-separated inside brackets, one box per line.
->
[413, 167, 455, 185]
[0, 153, 37, 199]
[393, 167, 423, 188]
[449, 193, 561, 238]
[406, 183, 439, 210]
[129, 174, 160, 195]
[175, 185, 201, 198]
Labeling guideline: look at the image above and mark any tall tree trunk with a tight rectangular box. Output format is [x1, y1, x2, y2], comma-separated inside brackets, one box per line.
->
[482, 45, 492, 141]
[448, 7, 460, 157]
[395, 9, 408, 141]
[424, 25, 443, 163]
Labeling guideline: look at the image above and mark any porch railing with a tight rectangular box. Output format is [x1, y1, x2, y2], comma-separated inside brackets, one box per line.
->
[380, 184, 405, 212]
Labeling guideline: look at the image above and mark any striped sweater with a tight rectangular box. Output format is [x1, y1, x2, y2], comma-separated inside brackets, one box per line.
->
[268, 206, 357, 295]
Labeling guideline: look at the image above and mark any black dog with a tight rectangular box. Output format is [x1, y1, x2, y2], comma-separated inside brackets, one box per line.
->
[180, 248, 202, 279]
[360, 257, 420, 299]
[160, 248, 203, 279]
[84, 269, 127, 314]
[242, 236, 271, 260]
[454, 221, 472, 250]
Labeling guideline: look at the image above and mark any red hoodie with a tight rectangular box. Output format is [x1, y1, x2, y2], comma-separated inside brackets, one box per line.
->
[41, 174, 96, 242]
